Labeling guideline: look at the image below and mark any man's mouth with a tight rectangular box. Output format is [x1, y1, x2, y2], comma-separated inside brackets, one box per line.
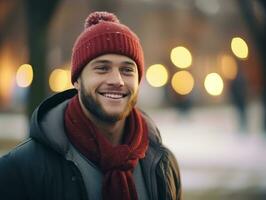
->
[98, 92, 128, 99]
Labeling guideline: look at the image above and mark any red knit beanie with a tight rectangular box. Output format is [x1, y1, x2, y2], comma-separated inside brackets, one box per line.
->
[71, 11, 144, 83]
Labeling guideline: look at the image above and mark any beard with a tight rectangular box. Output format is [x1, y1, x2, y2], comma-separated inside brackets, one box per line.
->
[79, 80, 137, 124]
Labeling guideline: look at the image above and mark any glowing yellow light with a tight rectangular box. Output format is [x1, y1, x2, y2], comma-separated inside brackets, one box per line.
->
[0, 65, 14, 102]
[0, 45, 16, 104]
[231, 37, 248, 59]
[171, 71, 194, 95]
[65, 69, 74, 89]
[170, 46, 192, 68]
[204, 73, 224, 96]
[16, 64, 33, 87]
[146, 64, 168, 87]
[49, 69, 69, 92]
[220, 54, 238, 80]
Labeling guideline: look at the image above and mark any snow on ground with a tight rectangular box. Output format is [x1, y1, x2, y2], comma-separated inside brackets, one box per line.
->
[146, 103, 266, 192]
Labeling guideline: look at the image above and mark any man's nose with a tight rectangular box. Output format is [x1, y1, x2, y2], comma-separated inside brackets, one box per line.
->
[106, 69, 124, 86]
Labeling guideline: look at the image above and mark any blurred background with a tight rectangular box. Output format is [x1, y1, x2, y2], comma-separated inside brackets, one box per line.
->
[0, 0, 266, 199]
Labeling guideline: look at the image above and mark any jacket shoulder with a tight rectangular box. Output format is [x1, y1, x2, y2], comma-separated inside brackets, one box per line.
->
[1, 138, 63, 171]
[0, 139, 37, 199]
[0, 139, 64, 199]
[140, 110, 182, 199]
[0, 139, 53, 174]
[140, 110, 162, 144]
[156, 146, 182, 200]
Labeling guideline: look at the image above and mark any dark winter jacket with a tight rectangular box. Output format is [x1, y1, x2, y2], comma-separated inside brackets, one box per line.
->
[0, 89, 182, 200]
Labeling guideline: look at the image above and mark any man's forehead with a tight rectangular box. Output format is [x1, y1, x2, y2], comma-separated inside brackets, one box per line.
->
[89, 54, 137, 66]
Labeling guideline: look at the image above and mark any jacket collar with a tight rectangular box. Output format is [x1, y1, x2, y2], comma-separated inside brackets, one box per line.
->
[30, 89, 77, 155]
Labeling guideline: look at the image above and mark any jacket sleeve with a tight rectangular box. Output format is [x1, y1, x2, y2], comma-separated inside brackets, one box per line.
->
[156, 147, 183, 200]
[0, 153, 28, 200]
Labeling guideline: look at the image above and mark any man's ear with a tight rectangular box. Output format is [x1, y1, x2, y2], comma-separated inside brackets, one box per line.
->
[73, 79, 81, 90]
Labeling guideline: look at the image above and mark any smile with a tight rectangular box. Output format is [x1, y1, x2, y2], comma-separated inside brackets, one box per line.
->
[98, 92, 128, 99]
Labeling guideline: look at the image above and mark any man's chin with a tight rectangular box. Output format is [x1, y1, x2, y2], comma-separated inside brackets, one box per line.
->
[101, 110, 129, 122]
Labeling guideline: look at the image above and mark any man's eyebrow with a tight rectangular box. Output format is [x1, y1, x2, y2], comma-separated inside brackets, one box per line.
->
[121, 61, 137, 66]
[91, 59, 137, 66]
[90, 60, 112, 65]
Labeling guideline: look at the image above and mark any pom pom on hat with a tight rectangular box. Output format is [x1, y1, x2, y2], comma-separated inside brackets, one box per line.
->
[84, 12, 119, 28]
[71, 11, 144, 84]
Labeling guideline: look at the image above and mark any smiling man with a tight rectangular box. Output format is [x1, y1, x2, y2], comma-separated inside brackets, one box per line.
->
[0, 11, 182, 200]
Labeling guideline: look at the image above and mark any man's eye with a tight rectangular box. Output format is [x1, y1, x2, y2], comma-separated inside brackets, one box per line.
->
[121, 67, 135, 75]
[95, 66, 109, 72]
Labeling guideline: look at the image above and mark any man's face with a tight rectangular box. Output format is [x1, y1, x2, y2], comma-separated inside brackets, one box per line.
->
[75, 54, 139, 123]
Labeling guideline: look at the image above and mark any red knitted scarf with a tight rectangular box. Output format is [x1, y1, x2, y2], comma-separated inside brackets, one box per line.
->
[64, 95, 148, 200]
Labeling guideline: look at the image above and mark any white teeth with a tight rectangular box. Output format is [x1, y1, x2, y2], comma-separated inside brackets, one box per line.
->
[103, 93, 123, 99]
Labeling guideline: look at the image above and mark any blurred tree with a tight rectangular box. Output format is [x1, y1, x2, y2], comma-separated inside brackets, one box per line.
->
[238, 0, 266, 131]
[89, 0, 120, 12]
[25, 0, 61, 117]
[229, 68, 248, 131]
[0, 1, 18, 47]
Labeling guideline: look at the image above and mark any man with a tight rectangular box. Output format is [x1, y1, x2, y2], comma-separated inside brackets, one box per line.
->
[0, 11, 182, 200]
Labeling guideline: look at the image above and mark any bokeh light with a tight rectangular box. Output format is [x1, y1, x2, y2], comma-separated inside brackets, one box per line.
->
[16, 64, 33, 88]
[171, 71, 194, 95]
[170, 46, 192, 69]
[195, 0, 220, 16]
[0, 48, 16, 103]
[220, 54, 238, 80]
[0, 64, 14, 100]
[231, 37, 248, 59]
[204, 73, 224, 96]
[49, 69, 70, 92]
[146, 64, 168, 87]
[65, 69, 73, 89]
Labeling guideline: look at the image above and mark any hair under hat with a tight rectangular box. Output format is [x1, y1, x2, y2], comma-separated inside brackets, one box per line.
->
[71, 11, 144, 83]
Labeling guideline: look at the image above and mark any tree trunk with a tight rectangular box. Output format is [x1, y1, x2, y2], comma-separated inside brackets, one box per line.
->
[25, 0, 60, 117]
[237, 0, 266, 132]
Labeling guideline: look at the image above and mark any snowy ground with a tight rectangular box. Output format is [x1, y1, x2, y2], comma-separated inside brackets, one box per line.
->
[1, 102, 266, 199]
[146, 103, 266, 199]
